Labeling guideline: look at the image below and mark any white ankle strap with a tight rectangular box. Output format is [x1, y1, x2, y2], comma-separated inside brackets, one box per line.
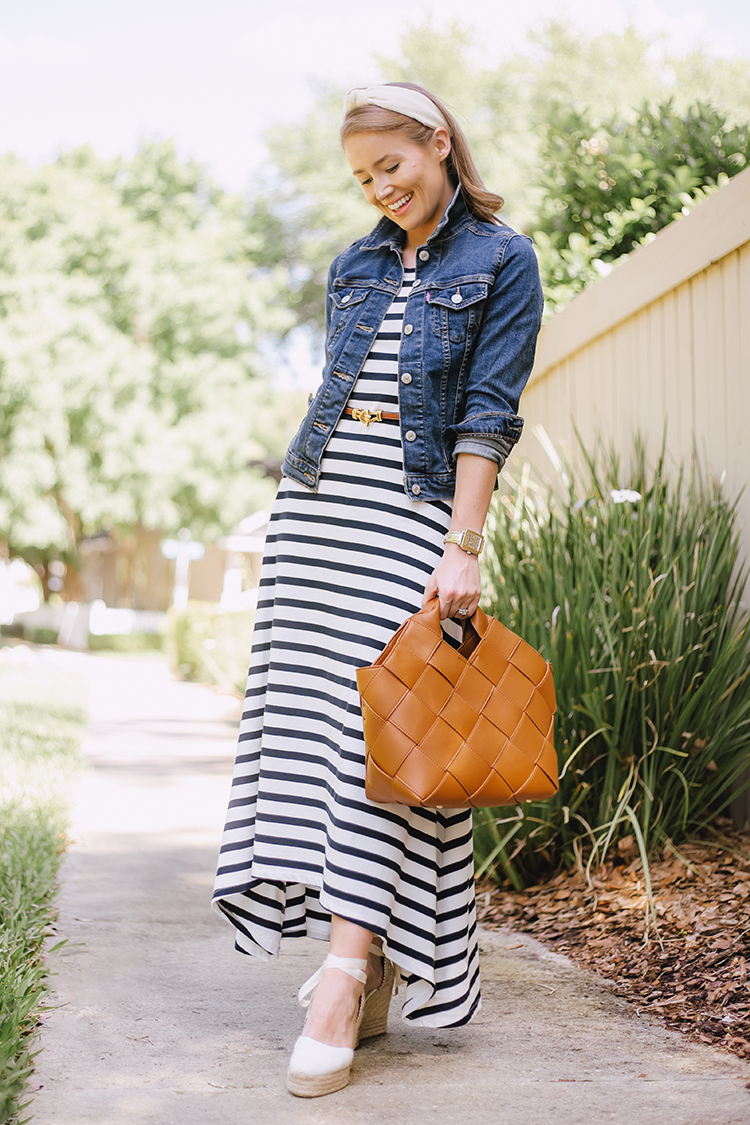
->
[298, 954, 368, 1008]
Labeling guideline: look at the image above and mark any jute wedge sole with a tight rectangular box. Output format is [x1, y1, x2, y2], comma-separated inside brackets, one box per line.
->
[287, 1069, 351, 1097]
[357, 957, 395, 1045]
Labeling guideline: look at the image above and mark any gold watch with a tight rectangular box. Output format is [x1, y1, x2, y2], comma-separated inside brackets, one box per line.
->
[444, 529, 485, 556]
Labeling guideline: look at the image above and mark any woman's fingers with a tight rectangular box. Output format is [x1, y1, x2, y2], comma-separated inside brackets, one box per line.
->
[422, 572, 440, 608]
[435, 583, 481, 621]
[440, 594, 480, 621]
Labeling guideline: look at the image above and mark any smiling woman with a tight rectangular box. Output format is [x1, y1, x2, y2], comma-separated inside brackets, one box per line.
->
[212, 79, 544, 1099]
[344, 128, 455, 262]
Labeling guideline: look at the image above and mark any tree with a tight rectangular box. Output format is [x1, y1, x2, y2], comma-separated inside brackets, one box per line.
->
[0, 144, 298, 595]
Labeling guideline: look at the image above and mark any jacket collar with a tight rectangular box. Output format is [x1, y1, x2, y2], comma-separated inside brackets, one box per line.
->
[359, 184, 469, 252]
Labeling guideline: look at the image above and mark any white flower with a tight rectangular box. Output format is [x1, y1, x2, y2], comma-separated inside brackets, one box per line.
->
[610, 489, 642, 504]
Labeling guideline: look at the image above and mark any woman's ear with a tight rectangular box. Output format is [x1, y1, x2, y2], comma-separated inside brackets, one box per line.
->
[434, 126, 452, 164]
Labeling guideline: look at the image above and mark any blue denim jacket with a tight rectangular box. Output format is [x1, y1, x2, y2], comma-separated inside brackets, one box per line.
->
[281, 189, 543, 501]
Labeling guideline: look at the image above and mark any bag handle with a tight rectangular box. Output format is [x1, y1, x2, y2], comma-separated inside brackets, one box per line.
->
[371, 594, 442, 668]
[417, 596, 491, 639]
[420, 596, 492, 658]
[373, 597, 491, 669]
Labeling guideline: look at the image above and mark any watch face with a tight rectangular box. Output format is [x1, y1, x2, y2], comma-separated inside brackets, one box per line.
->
[463, 530, 484, 554]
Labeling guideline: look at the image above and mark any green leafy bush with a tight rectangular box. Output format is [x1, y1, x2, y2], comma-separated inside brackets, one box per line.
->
[476, 437, 750, 888]
[166, 602, 255, 696]
[534, 100, 750, 311]
[87, 632, 164, 653]
[27, 630, 58, 647]
[0, 665, 86, 1123]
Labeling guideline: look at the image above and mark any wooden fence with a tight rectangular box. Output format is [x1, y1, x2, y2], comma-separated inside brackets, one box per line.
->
[515, 164, 750, 826]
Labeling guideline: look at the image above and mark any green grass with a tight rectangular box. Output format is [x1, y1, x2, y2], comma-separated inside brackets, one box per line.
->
[476, 435, 750, 897]
[0, 662, 87, 1124]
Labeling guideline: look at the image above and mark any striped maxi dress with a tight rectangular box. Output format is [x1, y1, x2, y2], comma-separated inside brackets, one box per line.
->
[212, 265, 481, 1027]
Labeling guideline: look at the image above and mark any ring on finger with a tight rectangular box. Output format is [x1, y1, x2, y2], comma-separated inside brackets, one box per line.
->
[457, 608, 470, 617]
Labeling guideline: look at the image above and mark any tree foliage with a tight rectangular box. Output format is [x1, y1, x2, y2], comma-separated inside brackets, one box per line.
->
[0, 143, 298, 585]
[534, 100, 750, 309]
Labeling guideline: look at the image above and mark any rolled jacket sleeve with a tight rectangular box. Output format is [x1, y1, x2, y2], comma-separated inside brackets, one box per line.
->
[444, 234, 543, 453]
[452, 434, 514, 468]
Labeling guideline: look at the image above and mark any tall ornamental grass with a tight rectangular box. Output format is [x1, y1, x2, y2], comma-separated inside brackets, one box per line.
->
[0, 662, 86, 1124]
[475, 436, 750, 889]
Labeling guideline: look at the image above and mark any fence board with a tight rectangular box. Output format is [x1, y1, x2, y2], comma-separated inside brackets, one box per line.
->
[723, 250, 742, 502]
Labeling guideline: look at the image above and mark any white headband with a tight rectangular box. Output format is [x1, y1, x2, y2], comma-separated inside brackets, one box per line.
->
[344, 85, 451, 135]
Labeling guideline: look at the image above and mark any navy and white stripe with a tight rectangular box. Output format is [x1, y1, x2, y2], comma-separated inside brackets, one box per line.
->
[213, 267, 481, 1027]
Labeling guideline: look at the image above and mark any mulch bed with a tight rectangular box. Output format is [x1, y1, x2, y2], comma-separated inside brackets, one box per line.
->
[478, 820, 750, 1060]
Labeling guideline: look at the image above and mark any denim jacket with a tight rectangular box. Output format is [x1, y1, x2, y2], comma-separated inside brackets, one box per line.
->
[281, 188, 543, 501]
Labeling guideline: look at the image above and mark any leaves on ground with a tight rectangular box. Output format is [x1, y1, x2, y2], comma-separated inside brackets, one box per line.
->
[478, 823, 750, 1060]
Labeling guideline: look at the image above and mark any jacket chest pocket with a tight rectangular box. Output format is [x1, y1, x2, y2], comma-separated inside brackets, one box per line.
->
[328, 287, 369, 350]
[429, 282, 488, 343]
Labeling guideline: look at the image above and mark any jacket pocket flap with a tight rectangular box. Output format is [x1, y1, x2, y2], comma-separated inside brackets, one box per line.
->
[331, 287, 369, 310]
[427, 281, 488, 310]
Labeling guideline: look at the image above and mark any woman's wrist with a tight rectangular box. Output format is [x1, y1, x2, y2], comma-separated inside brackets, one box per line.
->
[443, 541, 481, 562]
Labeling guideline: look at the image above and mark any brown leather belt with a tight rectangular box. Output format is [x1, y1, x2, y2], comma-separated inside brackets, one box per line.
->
[343, 407, 399, 427]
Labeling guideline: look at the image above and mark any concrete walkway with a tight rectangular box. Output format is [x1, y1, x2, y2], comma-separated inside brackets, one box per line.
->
[32, 654, 750, 1125]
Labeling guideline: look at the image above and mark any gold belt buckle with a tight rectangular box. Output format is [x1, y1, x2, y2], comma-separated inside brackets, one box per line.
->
[351, 408, 383, 427]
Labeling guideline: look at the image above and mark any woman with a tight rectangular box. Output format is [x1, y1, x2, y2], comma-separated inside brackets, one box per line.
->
[213, 82, 543, 1097]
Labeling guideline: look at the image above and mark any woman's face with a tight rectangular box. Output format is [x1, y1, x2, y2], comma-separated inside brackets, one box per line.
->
[344, 128, 454, 250]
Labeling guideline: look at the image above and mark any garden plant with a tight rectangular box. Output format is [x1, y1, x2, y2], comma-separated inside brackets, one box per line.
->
[166, 602, 256, 696]
[0, 663, 86, 1124]
[474, 435, 750, 896]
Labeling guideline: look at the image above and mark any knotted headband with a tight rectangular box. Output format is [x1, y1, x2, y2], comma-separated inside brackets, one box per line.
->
[344, 85, 451, 134]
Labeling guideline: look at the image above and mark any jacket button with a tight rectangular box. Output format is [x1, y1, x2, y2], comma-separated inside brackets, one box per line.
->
[451, 293, 462, 304]
[404, 324, 413, 335]
[405, 430, 416, 442]
[341, 294, 351, 304]
[419, 250, 430, 261]
[411, 484, 421, 496]
[401, 373, 412, 384]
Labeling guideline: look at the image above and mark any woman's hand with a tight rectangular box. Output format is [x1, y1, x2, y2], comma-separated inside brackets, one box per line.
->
[422, 543, 482, 621]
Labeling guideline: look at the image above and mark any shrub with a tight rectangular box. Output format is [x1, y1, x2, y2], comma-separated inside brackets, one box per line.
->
[27, 629, 58, 646]
[166, 602, 255, 696]
[476, 436, 750, 888]
[534, 100, 750, 313]
[86, 632, 164, 653]
[0, 666, 86, 1123]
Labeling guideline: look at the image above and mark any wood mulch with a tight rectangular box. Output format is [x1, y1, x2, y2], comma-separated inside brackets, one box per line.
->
[477, 820, 750, 1060]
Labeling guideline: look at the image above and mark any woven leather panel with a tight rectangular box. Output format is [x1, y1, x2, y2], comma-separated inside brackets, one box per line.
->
[357, 600, 558, 808]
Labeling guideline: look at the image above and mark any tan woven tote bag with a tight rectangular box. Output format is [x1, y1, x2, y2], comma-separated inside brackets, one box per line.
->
[357, 597, 558, 808]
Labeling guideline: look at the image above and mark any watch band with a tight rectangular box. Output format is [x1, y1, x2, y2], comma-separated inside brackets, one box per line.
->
[444, 529, 485, 556]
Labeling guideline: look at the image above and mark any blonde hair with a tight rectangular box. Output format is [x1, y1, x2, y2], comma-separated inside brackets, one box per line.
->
[341, 82, 504, 224]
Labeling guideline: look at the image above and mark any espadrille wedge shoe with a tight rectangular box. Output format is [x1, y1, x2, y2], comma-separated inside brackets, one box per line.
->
[287, 954, 367, 1098]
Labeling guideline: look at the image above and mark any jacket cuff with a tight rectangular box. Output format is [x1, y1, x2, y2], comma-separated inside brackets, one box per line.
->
[453, 436, 513, 469]
[445, 411, 524, 448]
